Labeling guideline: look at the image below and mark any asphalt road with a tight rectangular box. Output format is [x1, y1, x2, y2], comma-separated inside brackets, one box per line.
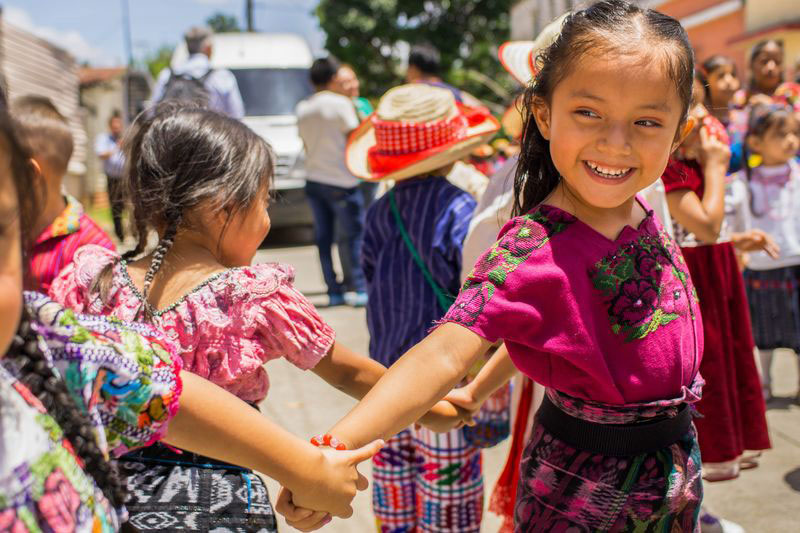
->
[254, 237, 800, 532]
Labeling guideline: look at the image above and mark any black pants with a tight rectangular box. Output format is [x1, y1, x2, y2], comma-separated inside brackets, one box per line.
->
[107, 175, 125, 241]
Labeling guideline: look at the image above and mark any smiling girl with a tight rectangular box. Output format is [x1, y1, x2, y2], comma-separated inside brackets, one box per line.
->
[281, 1, 709, 530]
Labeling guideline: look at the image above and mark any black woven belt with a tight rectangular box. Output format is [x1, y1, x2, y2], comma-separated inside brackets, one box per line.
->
[537, 395, 692, 457]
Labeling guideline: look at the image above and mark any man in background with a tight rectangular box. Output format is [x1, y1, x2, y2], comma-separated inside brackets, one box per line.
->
[94, 110, 126, 241]
[151, 26, 244, 118]
[296, 56, 368, 307]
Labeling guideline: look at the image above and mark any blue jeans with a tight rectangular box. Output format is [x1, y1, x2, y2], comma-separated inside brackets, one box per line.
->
[304, 180, 367, 295]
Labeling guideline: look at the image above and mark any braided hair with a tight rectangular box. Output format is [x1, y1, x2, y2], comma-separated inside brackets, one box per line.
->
[92, 102, 274, 319]
[1, 98, 131, 516]
[512, 0, 694, 216]
[6, 315, 129, 508]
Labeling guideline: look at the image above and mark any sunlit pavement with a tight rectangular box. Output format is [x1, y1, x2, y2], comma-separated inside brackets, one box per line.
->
[252, 237, 798, 532]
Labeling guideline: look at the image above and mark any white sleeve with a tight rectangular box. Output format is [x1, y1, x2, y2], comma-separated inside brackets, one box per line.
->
[150, 68, 171, 105]
[336, 96, 359, 132]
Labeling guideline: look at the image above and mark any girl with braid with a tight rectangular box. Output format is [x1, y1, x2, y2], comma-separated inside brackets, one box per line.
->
[49, 102, 466, 531]
[0, 91, 387, 531]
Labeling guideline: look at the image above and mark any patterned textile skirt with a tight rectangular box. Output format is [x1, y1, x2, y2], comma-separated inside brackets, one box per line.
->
[681, 243, 771, 464]
[119, 443, 277, 533]
[372, 426, 483, 533]
[514, 388, 704, 532]
[743, 265, 800, 352]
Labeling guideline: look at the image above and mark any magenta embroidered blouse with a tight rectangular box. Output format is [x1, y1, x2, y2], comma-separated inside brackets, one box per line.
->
[50, 245, 335, 403]
[441, 201, 704, 405]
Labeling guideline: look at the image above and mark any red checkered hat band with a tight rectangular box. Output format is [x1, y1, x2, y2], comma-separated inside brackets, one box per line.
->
[372, 114, 468, 155]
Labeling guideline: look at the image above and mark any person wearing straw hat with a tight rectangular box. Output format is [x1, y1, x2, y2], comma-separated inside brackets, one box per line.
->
[347, 83, 499, 532]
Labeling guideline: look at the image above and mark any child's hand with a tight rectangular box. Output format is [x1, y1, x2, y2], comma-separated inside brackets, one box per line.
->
[697, 126, 731, 170]
[732, 230, 780, 259]
[275, 488, 331, 531]
[286, 439, 384, 519]
[417, 400, 475, 433]
[444, 386, 485, 415]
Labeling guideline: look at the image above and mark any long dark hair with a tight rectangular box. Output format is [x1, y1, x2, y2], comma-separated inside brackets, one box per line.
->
[1, 105, 129, 510]
[512, 0, 694, 216]
[94, 102, 274, 319]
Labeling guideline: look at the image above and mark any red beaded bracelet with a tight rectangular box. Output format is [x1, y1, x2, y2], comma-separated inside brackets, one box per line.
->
[310, 433, 347, 450]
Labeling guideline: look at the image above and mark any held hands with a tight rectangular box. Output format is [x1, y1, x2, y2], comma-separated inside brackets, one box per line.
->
[276, 439, 384, 530]
[416, 399, 476, 433]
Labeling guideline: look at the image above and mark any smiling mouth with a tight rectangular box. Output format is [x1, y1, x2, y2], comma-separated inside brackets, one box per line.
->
[584, 160, 634, 180]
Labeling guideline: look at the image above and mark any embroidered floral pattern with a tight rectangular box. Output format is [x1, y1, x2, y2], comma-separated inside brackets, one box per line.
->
[0, 293, 183, 532]
[445, 206, 574, 327]
[590, 230, 694, 342]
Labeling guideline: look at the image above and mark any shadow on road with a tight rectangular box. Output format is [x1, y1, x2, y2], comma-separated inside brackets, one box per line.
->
[785, 467, 800, 493]
[766, 396, 800, 411]
[261, 225, 314, 248]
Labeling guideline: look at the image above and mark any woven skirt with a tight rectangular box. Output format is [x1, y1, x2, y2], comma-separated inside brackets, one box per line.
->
[743, 266, 800, 352]
[119, 443, 277, 533]
[513, 390, 703, 532]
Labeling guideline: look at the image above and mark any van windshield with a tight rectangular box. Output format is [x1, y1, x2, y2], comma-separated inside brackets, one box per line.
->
[231, 68, 313, 116]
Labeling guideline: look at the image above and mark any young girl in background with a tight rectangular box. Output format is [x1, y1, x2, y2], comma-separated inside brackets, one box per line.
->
[0, 91, 383, 533]
[735, 39, 785, 108]
[282, 1, 711, 530]
[700, 55, 747, 172]
[733, 104, 800, 401]
[662, 75, 772, 486]
[49, 103, 464, 532]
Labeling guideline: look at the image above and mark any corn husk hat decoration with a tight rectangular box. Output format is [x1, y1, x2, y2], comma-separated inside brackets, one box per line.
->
[345, 84, 500, 182]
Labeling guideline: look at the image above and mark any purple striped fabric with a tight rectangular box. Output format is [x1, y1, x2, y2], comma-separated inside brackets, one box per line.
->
[362, 176, 476, 367]
[27, 197, 114, 294]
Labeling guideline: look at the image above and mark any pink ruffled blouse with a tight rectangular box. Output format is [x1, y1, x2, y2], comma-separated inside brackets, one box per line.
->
[50, 245, 335, 403]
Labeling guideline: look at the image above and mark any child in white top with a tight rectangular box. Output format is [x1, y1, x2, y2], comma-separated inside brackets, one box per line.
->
[730, 103, 800, 400]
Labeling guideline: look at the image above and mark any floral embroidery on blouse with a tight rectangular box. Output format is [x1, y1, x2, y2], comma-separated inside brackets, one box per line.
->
[0, 293, 183, 532]
[590, 229, 696, 342]
[446, 205, 574, 327]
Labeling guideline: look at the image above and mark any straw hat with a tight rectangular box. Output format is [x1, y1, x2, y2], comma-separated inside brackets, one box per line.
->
[498, 13, 567, 86]
[345, 84, 500, 182]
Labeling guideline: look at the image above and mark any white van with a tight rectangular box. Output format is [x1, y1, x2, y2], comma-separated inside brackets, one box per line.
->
[171, 32, 314, 227]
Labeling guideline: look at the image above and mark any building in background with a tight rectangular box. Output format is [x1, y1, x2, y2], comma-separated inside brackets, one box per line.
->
[0, 8, 88, 200]
[509, 1, 798, 80]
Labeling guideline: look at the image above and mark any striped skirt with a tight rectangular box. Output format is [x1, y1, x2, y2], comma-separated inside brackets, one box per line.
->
[743, 266, 800, 352]
[514, 389, 703, 532]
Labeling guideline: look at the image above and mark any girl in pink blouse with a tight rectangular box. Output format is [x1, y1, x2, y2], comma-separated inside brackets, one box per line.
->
[49, 102, 464, 532]
[287, 2, 711, 531]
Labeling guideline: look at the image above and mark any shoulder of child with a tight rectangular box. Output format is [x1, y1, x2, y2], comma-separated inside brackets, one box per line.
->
[468, 205, 576, 275]
[49, 244, 119, 306]
[225, 262, 297, 303]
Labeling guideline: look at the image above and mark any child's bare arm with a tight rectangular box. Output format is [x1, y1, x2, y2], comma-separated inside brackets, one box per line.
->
[328, 323, 492, 449]
[445, 343, 518, 413]
[666, 128, 730, 243]
[311, 342, 387, 400]
[164, 371, 383, 518]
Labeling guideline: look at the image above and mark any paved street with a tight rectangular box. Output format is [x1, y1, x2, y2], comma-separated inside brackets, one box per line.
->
[255, 238, 800, 532]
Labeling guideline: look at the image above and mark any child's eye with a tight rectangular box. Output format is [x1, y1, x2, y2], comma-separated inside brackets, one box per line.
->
[575, 109, 600, 119]
[635, 119, 662, 128]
